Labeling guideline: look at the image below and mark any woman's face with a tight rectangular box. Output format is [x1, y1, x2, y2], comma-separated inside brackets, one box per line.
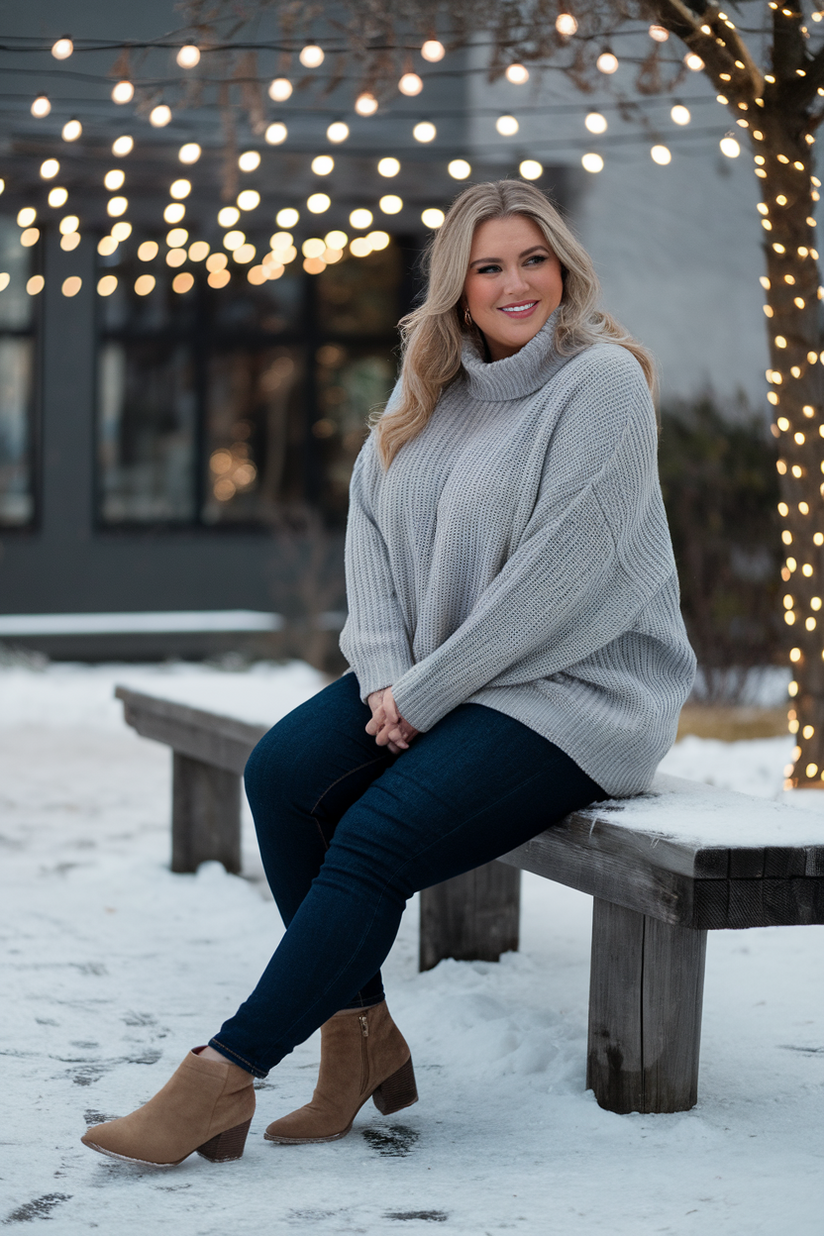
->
[462, 214, 564, 362]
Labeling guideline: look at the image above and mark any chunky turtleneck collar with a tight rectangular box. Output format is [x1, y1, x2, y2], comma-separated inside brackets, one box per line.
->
[459, 306, 570, 403]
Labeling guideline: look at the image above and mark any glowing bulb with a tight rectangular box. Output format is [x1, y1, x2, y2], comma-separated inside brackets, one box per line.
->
[112, 81, 134, 104]
[223, 230, 245, 251]
[379, 194, 403, 214]
[217, 206, 240, 227]
[367, 230, 390, 250]
[495, 115, 519, 136]
[97, 275, 118, 297]
[137, 241, 158, 261]
[40, 158, 60, 179]
[177, 44, 201, 68]
[169, 178, 191, 199]
[350, 237, 372, 257]
[150, 105, 172, 127]
[720, 136, 741, 157]
[519, 160, 543, 180]
[237, 189, 260, 211]
[299, 45, 324, 68]
[312, 155, 335, 175]
[448, 159, 471, 179]
[112, 135, 134, 157]
[265, 123, 287, 145]
[276, 208, 299, 227]
[597, 52, 619, 74]
[107, 196, 128, 218]
[585, 112, 607, 134]
[48, 187, 68, 207]
[104, 169, 125, 191]
[399, 73, 423, 96]
[349, 208, 373, 230]
[556, 14, 578, 35]
[421, 40, 445, 61]
[62, 119, 82, 142]
[302, 237, 326, 259]
[111, 221, 131, 241]
[163, 202, 185, 224]
[355, 93, 378, 116]
[238, 150, 261, 172]
[651, 145, 672, 165]
[17, 208, 36, 227]
[307, 193, 331, 213]
[179, 143, 201, 164]
[582, 153, 604, 173]
[421, 207, 445, 228]
[325, 230, 348, 249]
[649, 24, 669, 41]
[58, 215, 79, 235]
[671, 104, 691, 125]
[413, 122, 436, 143]
[327, 122, 349, 143]
[269, 78, 292, 101]
[685, 52, 704, 70]
[52, 38, 73, 60]
[31, 95, 51, 118]
[506, 64, 529, 84]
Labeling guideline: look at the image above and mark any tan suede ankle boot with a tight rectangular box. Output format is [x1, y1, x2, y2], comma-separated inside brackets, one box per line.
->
[81, 1047, 255, 1166]
[264, 1001, 417, 1144]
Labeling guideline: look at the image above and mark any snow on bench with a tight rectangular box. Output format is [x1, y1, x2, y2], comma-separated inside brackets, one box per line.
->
[115, 684, 824, 1119]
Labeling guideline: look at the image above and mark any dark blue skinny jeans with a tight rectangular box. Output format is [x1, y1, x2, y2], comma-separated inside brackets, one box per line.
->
[210, 672, 604, 1077]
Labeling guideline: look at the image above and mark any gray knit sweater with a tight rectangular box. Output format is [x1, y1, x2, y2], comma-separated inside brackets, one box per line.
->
[339, 309, 696, 797]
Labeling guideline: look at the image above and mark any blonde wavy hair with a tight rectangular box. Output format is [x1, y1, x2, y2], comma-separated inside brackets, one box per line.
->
[373, 179, 657, 468]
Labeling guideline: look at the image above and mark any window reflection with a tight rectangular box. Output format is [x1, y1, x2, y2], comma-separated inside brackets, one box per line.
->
[0, 217, 36, 527]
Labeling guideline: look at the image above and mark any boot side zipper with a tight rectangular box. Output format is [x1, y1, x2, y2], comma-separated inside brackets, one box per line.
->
[358, 1014, 369, 1093]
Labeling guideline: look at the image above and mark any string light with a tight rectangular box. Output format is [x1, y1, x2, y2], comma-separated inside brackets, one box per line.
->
[166, 228, 189, 248]
[179, 143, 201, 164]
[62, 119, 82, 142]
[223, 230, 245, 251]
[720, 136, 740, 157]
[52, 38, 73, 60]
[108, 196, 128, 217]
[671, 105, 691, 125]
[104, 169, 125, 191]
[112, 81, 134, 104]
[422, 208, 445, 228]
[506, 64, 529, 84]
[189, 241, 210, 261]
[350, 237, 371, 257]
[597, 52, 619, 74]
[586, 112, 607, 134]
[651, 145, 672, 164]
[556, 14, 578, 34]
[59, 214, 79, 235]
[307, 192, 331, 213]
[20, 228, 39, 247]
[97, 275, 118, 297]
[355, 93, 378, 116]
[218, 206, 240, 227]
[48, 187, 68, 207]
[167, 248, 186, 268]
[495, 115, 519, 136]
[447, 159, 471, 179]
[238, 150, 261, 172]
[269, 78, 292, 101]
[177, 45, 201, 68]
[237, 189, 260, 211]
[302, 238, 325, 259]
[299, 45, 324, 68]
[325, 229, 348, 249]
[26, 276, 44, 296]
[399, 73, 423, 96]
[685, 53, 704, 70]
[327, 122, 349, 143]
[379, 194, 403, 214]
[150, 105, 172, 127]
[163, 202, 184, 223]
[413, 122, 436, 142]
[421, 40, 445, 62]
[62, 277, 82, 298]
[582, 153, 604, 173]
[349, 208, 373, 229]
[265, 123, 287, 145]
[276, 208, 299, 228]
[111, 222, 131, 241]
[519, 160, 543, 180]
[31, 95, 51, 118]
[312, 155, 335, 175]
[112, 136, 134, 156]
[98, 236, 118, 256]
[649, 24, 669, 41]
[40, 158, 59, 179]
[60, 233, 80, 252]
[137, 241, 158, 261]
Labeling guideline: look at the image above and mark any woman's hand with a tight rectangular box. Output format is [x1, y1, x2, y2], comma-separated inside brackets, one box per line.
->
[366, 687, 419, 753]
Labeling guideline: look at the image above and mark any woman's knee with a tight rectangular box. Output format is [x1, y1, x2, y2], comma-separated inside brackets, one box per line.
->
[244, 718, 301, 814]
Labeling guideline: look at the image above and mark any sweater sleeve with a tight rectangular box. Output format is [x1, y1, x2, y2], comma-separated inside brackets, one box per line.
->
[391, 352, 672, 732]
[339, 427, 415, 701]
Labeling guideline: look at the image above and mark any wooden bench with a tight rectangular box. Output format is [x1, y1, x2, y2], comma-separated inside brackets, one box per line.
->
[116, 684, 824, 1117]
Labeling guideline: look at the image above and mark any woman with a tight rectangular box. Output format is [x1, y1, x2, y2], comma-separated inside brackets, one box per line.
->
[81, 180, 695, 1167]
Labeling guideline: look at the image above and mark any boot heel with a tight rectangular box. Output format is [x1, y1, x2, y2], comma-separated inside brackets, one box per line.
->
[196, 1117, 252, 1162]
[372, 1057, 418, 1116]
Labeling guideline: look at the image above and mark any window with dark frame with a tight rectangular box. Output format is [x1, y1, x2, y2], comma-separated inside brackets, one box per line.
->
[0, 216, 38, 528]
[95, 231, 402, 529]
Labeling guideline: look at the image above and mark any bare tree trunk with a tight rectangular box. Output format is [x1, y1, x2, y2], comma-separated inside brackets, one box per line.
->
[759, 110, 824, 786]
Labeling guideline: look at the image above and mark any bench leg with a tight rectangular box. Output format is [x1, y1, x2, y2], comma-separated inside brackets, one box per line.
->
[586, 898, 707, 1114]
[171, 752, 242, 875]
[419, 862, 521, 971]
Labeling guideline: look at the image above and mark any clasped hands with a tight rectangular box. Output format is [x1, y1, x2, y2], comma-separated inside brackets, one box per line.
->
[365, 687, 419, 754]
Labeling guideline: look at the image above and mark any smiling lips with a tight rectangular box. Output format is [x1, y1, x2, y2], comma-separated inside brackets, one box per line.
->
[498, 301, 538, 318]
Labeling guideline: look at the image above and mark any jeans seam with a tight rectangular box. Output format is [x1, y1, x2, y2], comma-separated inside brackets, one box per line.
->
[309, 755, 390, 851]
[209, 1038, 265, 1078]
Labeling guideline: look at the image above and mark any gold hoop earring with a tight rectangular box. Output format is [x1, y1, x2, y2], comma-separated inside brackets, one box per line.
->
[463, 307, 473, 327]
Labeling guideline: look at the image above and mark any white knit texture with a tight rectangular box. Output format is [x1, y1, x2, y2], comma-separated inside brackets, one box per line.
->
[339, 310, 696, 797]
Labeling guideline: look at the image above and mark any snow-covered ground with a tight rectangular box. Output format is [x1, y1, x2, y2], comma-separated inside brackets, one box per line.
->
[1, 662, 822, 1235]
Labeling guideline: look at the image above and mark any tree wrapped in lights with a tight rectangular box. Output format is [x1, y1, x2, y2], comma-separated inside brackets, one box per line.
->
[181, 0, 824, 786]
